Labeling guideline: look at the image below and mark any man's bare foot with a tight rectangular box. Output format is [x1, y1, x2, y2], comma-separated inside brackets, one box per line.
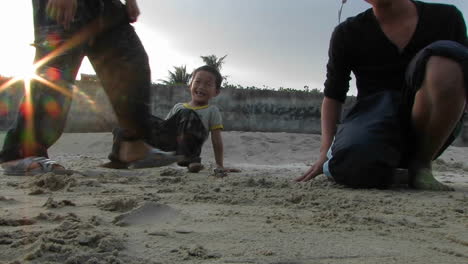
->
[118, 141, 150, 163]
[409, 167, 454, 191]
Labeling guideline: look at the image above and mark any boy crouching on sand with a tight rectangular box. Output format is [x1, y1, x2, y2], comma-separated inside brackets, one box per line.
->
[148, 65, 231, 174]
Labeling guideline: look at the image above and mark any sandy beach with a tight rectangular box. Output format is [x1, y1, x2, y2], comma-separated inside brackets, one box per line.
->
[0, 131, 467, 264]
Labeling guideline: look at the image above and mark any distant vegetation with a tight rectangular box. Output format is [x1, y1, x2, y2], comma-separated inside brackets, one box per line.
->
[160, 54, 229, 85]
[159, 65, 192, 85]
[221, 82, 325, 97]
[200, 54, 228, 71]
[156, 54, 342, 101]
[1, 73, 351, 103]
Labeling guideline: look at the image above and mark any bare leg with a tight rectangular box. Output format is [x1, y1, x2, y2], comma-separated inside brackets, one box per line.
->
[410, 56, 466, 191]
[87, 17, 166, 165]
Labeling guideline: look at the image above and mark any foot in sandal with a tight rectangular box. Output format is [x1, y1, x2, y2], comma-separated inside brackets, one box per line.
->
[1, 156, 74, 176]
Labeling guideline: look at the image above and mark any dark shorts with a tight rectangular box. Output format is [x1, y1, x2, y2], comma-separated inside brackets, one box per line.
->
[147, 109, 208, 164]
[324, 40, 468, 188]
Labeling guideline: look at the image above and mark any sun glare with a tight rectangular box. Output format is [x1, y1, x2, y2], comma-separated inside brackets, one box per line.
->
[16, 64, 40, 85]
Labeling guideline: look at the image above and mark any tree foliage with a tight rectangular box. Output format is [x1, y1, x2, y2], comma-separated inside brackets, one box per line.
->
[160, 65, 191, 85]
[200, 54, 229, 81]
[200, 54, 228, 71]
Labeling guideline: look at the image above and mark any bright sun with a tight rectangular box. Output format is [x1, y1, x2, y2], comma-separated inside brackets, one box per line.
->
[0, 1, 34, 79]
[16, 63, 39, 83]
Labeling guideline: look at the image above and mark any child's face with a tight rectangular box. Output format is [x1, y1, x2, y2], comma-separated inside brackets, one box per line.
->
[189, 70, 219, 106]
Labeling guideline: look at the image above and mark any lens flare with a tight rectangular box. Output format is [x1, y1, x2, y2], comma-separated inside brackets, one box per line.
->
[72, 85, 98, 113]
[0, 18, 106, 156]
[22, 76, 36, 156]
[46, 33, 63, 50]
[0, 99, 9, 116]
[45, 67, 62, 81]
[44, 96, 61, 118]
[34, 75, 73, 97]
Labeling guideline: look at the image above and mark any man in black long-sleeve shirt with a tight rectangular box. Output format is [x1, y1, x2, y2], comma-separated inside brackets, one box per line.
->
[296, 0, 467, 191]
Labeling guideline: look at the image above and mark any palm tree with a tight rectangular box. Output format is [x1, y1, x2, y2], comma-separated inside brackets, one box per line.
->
[160, 65, 191, 85]
[200, 54, 228, 71]
[200, 54, 229, 82]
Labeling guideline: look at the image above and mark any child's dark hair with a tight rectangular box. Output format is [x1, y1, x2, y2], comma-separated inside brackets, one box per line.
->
[191, 65, 223, 90]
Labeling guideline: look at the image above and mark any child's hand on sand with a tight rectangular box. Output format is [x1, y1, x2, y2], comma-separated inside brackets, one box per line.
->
[213, 167, 241, 177]
[46, 0, 77, 30]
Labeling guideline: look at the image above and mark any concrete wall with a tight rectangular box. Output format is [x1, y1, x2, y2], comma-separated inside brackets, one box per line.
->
[0, 79, 118, 133]
[0, 81, 327, 134]
[151, 85, 329, 133]
[1, 78, 467, 146]
[64, 79, 118, 132]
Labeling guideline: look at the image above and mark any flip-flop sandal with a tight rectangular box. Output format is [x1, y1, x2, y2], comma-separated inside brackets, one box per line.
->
[2, 156, 74, 176]
[100, 160, 130, 169]
[128, 149, 183, 169]
[103, 128, 182, 170]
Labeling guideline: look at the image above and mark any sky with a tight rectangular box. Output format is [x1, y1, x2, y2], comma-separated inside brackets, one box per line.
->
[0, 0, 467, 95]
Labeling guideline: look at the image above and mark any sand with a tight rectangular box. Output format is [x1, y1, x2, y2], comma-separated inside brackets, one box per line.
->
[0, 131, 467, 264]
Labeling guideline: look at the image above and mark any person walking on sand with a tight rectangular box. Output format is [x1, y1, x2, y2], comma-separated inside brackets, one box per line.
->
[296, 0, 467, 191]
[1, 0, 179, 175]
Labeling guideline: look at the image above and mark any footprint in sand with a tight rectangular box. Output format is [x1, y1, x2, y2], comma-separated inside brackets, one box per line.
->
[113, 202, 179, 226]
[0, 196, 17, 203]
